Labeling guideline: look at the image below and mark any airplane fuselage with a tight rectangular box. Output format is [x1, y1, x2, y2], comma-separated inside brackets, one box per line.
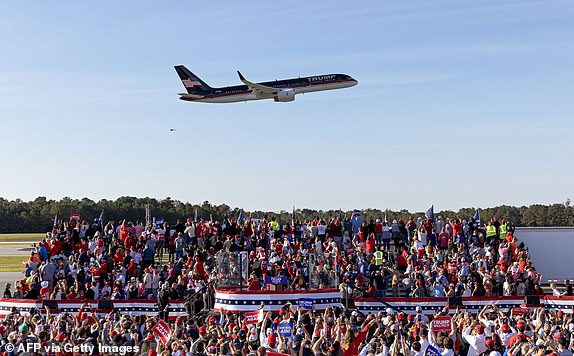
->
[179, 74, 357, 103]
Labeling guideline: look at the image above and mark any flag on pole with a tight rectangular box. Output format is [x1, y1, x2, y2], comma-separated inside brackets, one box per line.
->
[473, 208, 480, 227]
[338, 209, 343, 221]
[425, 345, 442, 356]
[425, 205, 435, 223]
[292, 206, 296, 221]
[145, 204, 151, 226]
[53, 214, 58, 227]
[194, 208, 198, 221]
[98, 209, 104, 227]
[237, 208, 244, 222]
[384, 208, 388, 223]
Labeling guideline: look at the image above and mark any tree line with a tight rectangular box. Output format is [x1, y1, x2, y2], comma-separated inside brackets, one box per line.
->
[0, 196, 572, 233]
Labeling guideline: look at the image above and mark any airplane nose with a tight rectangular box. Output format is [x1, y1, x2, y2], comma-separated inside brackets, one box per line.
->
[351, 80, 358, 86]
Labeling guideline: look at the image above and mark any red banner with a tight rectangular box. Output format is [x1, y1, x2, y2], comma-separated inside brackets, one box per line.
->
[152, 320, 172, 345]
[244, 309, 263, 325]
[70, 214, 81, 221]
[432, 315, 452, 332]
[512, 307, 530, 316]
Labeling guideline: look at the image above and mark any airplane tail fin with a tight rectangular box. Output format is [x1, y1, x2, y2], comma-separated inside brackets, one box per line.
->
[174, 65, 213, 94]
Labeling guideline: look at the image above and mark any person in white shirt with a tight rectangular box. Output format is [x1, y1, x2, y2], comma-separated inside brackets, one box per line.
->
[414, 306, 429, 324]
[497, 323, 516, 347]
[478, 305, 501, 338]
[463, 324, 488, 356]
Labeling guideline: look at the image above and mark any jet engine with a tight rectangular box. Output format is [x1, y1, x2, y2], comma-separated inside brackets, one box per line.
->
[274, 89, 295, 102]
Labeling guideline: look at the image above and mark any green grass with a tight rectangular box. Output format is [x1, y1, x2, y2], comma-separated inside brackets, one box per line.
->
[0, 233, 44, 242]
[0, 256, 28, 272]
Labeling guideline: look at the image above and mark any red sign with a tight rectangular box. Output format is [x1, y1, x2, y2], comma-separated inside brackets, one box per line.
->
[70, 214, 81, 221]
[151, 319, 172, 345]
[432, 315, 452, 332]
[244, 309, 264, 325]
[512, 308, 530, 316]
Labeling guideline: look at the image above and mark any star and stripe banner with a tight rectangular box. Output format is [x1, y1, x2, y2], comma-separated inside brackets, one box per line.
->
[1, 295, 574, 318]
[182, 79, 201, 87]
[354, 296, 574, 314]
[214, 288, 342, 313]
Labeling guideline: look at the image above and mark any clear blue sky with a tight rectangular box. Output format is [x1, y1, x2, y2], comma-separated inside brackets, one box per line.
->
[1, 0, 573, 212]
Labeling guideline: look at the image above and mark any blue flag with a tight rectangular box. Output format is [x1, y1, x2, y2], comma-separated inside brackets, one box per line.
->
[292, 206, 295, 221]
[338, 208, 343, 221]
[425, 205, 435, 223]
[425, 345, 441, 356]
[53, 214, 58, 227]
[473, 208, 480, 226]
[237, 209, 244, 222]
[352, 209, 361, 218]
[98, 209, 104, 227]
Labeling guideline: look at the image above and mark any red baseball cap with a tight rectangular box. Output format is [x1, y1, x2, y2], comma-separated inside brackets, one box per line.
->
[517, 321, 526, 331]
[501, 324, 510, 333]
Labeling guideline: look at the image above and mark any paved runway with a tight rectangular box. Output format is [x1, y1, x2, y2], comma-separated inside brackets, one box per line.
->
[0, 243, 34, 257]
[0, 272, 25, 290]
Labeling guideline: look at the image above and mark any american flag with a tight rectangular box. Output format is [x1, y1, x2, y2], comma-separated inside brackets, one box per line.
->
[182, 79, 201, 87]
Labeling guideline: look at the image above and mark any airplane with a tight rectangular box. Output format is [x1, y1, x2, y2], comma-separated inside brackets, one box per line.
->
[174, 65, 358, 103]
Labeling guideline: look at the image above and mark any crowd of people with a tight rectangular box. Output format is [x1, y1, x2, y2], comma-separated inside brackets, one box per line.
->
[1, 295, 573, 355]
[0, 212, 573, 355]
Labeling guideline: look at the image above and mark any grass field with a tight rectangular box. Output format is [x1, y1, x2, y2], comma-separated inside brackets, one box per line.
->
[0, 233, 43, 242]
[0, 234, 40, 272]
[0, 256, 28, 272]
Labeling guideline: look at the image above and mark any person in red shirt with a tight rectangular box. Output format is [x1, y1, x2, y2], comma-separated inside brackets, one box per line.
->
[365, 233, 376, 254]
[339, 315, 376, 356]
[508, 320, 529, 348]
[39, 281, 50, 299]
[113, 249, 124, 265]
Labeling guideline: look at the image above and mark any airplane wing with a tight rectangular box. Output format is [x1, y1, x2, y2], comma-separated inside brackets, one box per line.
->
[237, 71, 278, 97]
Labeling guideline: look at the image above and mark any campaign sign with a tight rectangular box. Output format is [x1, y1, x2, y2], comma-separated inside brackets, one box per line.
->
[244, 310, 263, 325]
[278, 322, 293, 338]
[155, 218, 164, 225]
[298, 298, 314, 310]
[432, 315, 452, 332]
[152, 319, 172, 345]
[70, 214, 81, 221]
[512, 307, 530, 316]
[265, 276, 288, 285]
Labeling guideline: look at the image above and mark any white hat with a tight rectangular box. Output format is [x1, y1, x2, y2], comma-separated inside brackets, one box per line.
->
[376, 219, 381, 223]
[386, 307, 393, 314]
[41, 281, 49, 288]
[416, 306, 422, 312]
